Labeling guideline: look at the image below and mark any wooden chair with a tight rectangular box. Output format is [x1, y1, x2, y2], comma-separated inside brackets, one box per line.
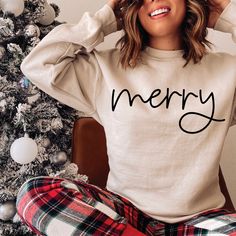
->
[72, 117, 235, 212]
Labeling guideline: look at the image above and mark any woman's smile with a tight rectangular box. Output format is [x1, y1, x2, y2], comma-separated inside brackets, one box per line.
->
[149, 6, 171, 19]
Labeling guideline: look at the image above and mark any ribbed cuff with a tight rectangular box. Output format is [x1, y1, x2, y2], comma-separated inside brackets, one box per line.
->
[95, 4, 118, 36]
[214, 1, 236, 34]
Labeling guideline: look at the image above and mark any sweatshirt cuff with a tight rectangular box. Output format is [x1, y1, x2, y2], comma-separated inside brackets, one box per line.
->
[95, 4, 118, 36]
[214, 1, 236, 34]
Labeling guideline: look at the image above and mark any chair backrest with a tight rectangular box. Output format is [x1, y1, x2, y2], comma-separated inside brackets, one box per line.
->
[72, 117, 109, 188]
[72, 117, 235, 212]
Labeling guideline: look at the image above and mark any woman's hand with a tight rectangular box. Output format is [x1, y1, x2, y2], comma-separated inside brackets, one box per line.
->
[107, 0, 118, 10]
[107, 0, 118, 9]
[207, 0, 230, 28]
[107, 0, 123, 30]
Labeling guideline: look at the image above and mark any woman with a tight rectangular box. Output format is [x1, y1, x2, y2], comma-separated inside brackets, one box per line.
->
[16, 0, 236, 235]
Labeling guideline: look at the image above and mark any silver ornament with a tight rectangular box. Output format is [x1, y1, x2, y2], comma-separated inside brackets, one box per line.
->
[0, 201, 16, 221]
[51, 151, 68, 166]
[38, 3, 56, 26]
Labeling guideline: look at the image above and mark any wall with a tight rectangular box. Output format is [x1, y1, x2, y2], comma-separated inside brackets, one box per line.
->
[51, 0, 236, 206]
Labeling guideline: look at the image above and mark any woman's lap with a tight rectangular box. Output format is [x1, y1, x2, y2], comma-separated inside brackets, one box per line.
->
[16, 176, 236, 236]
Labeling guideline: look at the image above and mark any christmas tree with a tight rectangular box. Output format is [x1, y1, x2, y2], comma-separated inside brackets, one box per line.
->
[0, 0, 87, 235]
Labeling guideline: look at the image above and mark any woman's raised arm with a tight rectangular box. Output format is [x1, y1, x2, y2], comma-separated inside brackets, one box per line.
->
[21, 4, 118, 115]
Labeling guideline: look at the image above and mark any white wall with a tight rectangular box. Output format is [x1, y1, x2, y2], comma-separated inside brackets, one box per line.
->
[51, 0, 236, 206]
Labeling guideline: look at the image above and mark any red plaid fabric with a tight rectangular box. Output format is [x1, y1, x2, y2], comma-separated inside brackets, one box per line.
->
[16, 176, 236, 236]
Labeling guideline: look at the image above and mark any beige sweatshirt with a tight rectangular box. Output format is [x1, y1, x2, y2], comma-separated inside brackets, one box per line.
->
[21, 2, 236, 223]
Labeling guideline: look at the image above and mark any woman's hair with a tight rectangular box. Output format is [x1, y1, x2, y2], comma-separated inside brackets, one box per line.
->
[115, 0, 212, 69]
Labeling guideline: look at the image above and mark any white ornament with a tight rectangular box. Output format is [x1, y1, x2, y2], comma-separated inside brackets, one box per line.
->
[0, 0, 25, 17]
[0, 201, 16, 221]
[10, 133, 38, 164]
[38, 3, 56, 26]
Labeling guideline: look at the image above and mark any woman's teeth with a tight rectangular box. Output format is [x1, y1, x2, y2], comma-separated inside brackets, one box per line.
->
[150, 8, 170, 17]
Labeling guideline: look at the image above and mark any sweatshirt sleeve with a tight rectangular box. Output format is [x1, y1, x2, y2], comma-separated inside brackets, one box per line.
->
[20, 4, 117, 115]
[214, 1, 236, 41]
[214, 1, 236, 127]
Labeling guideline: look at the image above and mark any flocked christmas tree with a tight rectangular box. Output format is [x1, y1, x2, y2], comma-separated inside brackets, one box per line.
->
[0, 0, 88, 235]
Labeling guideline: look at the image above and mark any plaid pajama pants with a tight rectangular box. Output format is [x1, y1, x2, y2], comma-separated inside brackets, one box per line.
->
[16, 176, 236, 236]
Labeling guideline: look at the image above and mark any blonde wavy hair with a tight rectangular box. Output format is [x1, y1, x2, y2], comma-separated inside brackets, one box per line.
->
[115, 0, 212, 69]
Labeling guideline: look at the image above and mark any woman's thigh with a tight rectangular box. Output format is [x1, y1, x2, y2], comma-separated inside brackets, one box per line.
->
[16, 176, 130, 236]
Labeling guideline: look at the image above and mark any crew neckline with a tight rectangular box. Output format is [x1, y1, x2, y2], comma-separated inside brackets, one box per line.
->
[143, 46, 184, 59]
